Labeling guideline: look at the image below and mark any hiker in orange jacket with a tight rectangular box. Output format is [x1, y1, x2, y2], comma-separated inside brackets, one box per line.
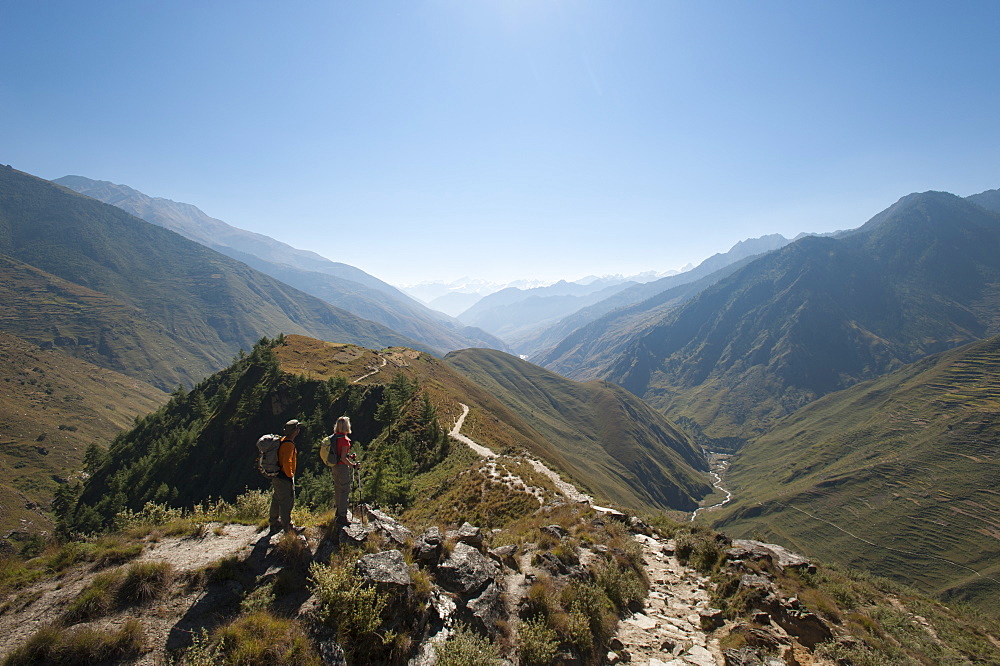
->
[269, 419, 304, 535]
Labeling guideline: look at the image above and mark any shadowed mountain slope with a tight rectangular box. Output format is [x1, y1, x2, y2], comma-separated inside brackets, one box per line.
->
[711, 334, 1000, 614]
[53, 175, 506, 354]
[0, 166, 428, 390]
[536, 256, 759, 381]
[594, 191, 1000, 439]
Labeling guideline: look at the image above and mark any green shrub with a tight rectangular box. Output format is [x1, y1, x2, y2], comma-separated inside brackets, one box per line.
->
[434, 623, 504, 666]
[518, 616, 559, 666]
[175, 628, 224, 666]
[593, 557, 645, 612]
[308, 561, 389, 661]
[239, 579, 276, 614]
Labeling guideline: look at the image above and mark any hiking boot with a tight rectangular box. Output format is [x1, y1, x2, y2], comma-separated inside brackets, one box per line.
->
[334, 517, 351, 527]
[290, 525, 306, 535]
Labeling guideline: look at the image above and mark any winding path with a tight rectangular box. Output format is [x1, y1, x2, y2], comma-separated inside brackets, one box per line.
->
[448, 401, 726, 664]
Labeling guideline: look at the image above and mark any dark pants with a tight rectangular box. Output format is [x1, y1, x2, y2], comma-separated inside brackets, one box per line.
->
[269, 475, 294, 531]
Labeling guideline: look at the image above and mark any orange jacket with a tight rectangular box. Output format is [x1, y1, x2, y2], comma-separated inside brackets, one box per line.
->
[278, 437, 297, 478]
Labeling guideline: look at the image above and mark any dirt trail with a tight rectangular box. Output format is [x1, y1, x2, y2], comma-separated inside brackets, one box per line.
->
[449, 403, 727, 665]
[0, 524, 265, 664]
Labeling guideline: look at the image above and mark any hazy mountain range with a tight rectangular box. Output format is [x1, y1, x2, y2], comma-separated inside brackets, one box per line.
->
[53, 176, 507, 356]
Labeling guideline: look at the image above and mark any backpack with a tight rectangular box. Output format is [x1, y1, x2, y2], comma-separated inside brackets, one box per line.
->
[319, 434, 344, 468]
[256, 434, 283, 477]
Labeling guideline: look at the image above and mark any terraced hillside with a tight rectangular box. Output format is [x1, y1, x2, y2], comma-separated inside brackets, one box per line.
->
[711, 335, 1000, 616]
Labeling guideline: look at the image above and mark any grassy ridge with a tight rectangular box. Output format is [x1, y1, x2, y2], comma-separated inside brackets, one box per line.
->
[712, 335, 1000, 616]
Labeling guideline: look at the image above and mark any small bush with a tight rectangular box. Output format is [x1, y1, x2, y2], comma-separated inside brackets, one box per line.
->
[274, 532, 310, 566]
[308, 561, 389, 661]
[175, 628, 224, 666]
[2, 618, 143, 665]
[518, 616, 559, 666]
[114, 501, 183, 531]
[434, 623, 504, 666]
[240, 579, 276, 614]
[63, 569, 122, 622]
[593, 557, 645, 613]
[214, 611, 321, 665]
[118, 560, 174, 604]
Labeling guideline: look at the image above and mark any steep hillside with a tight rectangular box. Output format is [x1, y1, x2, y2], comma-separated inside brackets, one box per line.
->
[595, 191, 1000, 440]
[53, 176, 506, 354]
[967, 186, 1000, 213]
[711, 334, 1000, 615]
[0, 331, 165, 536]
[0, 166, 427, 390]
[444, 348, 712, 511]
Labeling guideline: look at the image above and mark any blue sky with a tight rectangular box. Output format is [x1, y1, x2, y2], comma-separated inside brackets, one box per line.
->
[3, 1, 998, 285]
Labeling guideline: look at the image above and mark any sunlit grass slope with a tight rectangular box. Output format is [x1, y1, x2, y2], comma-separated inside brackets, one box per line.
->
[712, 335, 1000, 616]
[0, 332, 166, 535]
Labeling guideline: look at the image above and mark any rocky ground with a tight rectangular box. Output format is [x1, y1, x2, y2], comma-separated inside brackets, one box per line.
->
[0, 407, 843, 665]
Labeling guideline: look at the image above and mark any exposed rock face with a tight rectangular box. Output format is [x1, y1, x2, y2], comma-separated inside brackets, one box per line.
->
[356, 549, 412, 592]
[436, 542, 498, 596]
[488, 544, 519, 570]
[360, 506, 413, 546]
[463, 581, 505, 636]
[412, 526, 443, 566]
[452, 522, 484, 550]
[728, 540, 813, 572]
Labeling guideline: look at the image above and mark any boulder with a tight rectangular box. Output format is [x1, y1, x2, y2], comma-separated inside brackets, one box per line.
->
[455, 522, 484, 549]
[540, 524, 568, 539]
[413, 527, 443, 566]
[723, 647, 763, 666]
[356, 549, 412, 593]
[488, 544, 519, 570]
[698, 607, 725, 631]
[463, 580, 506, 636]
[362, 506, 413, 545]
[729, 540, 812, 572]
[764, 597, 833, 649]
[436, 542, 497, 596]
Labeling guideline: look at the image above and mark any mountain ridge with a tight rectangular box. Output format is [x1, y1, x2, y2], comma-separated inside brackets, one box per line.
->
[53, 175, 507, 354]
[1, 166, 430, 390]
